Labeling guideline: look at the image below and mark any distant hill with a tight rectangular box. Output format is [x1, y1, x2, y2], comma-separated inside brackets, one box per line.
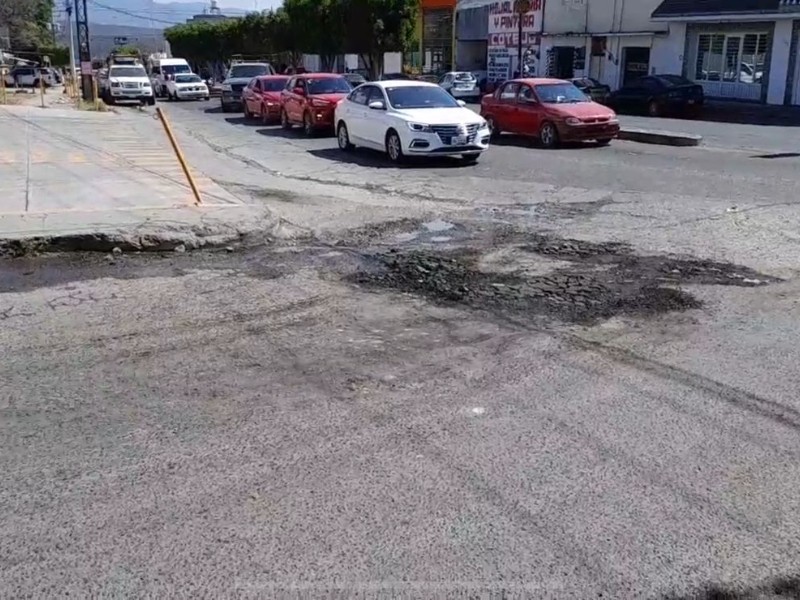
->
[86, 0, 248, 28]
[57, 22, 169, 58]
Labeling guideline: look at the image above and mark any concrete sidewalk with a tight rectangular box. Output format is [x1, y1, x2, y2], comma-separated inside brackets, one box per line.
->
[0, 105, 275, 250]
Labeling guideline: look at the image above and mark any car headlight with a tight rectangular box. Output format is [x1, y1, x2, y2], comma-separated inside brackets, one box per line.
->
[565, 117, 582, 126]
[110, 80, 120, 88]
[142, 82, 150, 88]
[222, 83, 232, 91]
[408, 122, 432, 132]
[476, 119, 488, 130]
[608, 116, 619, 124]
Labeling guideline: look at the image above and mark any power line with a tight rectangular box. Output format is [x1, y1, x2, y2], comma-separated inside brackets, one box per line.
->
[86, 0, 179, 25]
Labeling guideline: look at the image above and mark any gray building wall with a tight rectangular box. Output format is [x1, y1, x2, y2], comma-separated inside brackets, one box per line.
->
[456, 5, 490, 41]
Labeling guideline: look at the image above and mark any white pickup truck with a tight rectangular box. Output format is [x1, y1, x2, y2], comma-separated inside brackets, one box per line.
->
[99, 64, 155, 105]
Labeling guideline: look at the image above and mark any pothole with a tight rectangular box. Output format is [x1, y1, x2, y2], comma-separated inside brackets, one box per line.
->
[348, 235, 780, 324]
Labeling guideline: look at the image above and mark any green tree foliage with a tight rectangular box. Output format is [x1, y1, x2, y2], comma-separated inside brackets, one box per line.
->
[164, 0, 415, 77]
[1, 0, 56, 50]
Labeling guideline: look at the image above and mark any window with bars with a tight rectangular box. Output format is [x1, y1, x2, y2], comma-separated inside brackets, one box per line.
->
[695, 32, 769, 84]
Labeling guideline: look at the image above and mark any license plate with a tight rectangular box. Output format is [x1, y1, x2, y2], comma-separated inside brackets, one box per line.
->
[452, 135, 467, 145]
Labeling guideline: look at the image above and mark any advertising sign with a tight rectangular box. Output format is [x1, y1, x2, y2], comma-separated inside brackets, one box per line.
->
[487, 0, 544, 49]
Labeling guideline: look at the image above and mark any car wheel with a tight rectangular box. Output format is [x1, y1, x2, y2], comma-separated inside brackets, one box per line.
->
[597, 138, 612, 146]
[337, 122, 354, 151]
[647, 100, 660, 117]
[243, 103, 251, 119]
[303, 112, 314, 136]
[281, 109, 292, 130]
[486, 116, 501, 140]
[385, 129, 405, 163]
[221, 102, 230, 113]
[539, 122, 559, 149]
[261, 104, 270, 125]
[460, 152, 480, 164]
[147, 97, 155, 106]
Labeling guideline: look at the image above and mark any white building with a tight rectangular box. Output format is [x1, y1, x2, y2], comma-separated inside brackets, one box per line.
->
[537, 0, 669, 89]
[649, 0, 800, 105]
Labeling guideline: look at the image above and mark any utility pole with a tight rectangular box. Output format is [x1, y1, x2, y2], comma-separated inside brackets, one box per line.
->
[74, 0, 93, 101]
[65, 0, 77, 95]
[515, 0, 531, 78]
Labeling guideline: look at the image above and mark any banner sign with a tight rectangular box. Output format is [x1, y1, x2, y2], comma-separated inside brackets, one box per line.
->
[487, 0, 544, 48]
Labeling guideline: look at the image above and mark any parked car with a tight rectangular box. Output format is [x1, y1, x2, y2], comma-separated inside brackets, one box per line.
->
[280, 73, 352, 135]
[437, 71, 481, 101]
[100, 63, 155, 105]
[480, 77, 619, 148]
[3, 66, 54, 88]
[166, 73, 209, 101]
[220, 62, 276, 112]
[569, 77, 611, 104]
[242, 75, 290, 123]
[334, 80, 491, 164]
[379, 72, 413, 81]
[342, 72, 367, 87]
[608, 74, 704, 118]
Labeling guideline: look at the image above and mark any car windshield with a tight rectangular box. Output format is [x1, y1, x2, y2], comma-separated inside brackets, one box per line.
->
[110, 66, 147, 78]
[572, 78, 596, 87]
[162, 64, 191, 76]
[656, 75, 693, 87]
[229, 64, 269, 78]
[534, 83, 588, 103]
[307, 77, 351, 94]
[261, 78, 288, 91]
[454, 72, 475, 81]
[345, 74, 366, 84]
[175, 74, 201, 83]
[386, 85, 460, 109]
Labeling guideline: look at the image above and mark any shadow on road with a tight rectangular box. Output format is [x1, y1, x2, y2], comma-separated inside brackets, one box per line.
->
[664, 574, 800, 599]
[307, 147, 477, 169]
[491, 135, 608, 151]
[203, 106, 224, 114]
[225, 116, 263, 127]
[256, 127, 308, 139]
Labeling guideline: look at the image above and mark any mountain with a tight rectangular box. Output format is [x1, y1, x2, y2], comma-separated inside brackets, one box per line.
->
[85, 0, 249, 28]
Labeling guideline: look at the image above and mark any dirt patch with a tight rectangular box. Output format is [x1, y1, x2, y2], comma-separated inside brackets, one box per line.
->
[349, 235, 780, 324]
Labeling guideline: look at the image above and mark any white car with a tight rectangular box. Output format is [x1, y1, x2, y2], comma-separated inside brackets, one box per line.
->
[334, 80, 490, 164]
[166, 73, 209, 101]
[101, 64, 155, 105]
[438, 71, 480, 101]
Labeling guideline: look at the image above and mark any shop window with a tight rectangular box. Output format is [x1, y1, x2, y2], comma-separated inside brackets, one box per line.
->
[695, 32, 768, 84]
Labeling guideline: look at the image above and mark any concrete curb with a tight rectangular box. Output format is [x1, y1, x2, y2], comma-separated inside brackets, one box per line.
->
[619, 128, 702, 147]
[0, 205, 306, 256]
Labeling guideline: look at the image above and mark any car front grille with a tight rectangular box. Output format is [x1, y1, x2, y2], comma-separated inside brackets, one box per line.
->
[123, 82, 139, 89]
[430, 123, 480, 144]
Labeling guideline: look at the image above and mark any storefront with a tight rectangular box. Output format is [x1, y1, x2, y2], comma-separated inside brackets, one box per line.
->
[420, 0, 457, 74]
[651, 0, 800, 104]
[486, 0, 544, 82]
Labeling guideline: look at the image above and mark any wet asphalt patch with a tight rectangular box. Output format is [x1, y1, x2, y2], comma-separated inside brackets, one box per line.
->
[349, 235, 779, 325]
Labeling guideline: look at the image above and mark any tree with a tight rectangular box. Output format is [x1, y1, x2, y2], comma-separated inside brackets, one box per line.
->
[341, 0, 416, 79]
[1, 0, 56, 49]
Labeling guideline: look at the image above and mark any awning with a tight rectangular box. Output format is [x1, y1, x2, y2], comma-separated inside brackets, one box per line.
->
[651, 0, 783, 19]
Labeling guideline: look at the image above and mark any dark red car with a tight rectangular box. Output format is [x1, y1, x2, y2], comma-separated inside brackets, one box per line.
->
[279, 73, 352, 136]
[242, 75, 290, 124]
[481, 77, 620, 148]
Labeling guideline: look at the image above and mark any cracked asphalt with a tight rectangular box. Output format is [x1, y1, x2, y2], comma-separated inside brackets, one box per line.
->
[2, 100, 800, 598]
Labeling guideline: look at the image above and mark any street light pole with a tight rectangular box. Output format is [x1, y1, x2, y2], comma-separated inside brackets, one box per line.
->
[516, 0, 531, 78]
[65, 0, 77, 96]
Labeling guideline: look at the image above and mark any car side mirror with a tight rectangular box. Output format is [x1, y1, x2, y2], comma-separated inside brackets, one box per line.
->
[456, 99, 466, 106]
[293, 87, 305, 95]
[368, 100, 385, 110]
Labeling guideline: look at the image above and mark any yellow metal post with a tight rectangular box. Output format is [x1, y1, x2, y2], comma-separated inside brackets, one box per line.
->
[155, 106, 203, 206]
[39, 75, 45, 108]
[0, 71, 6, 105]
[92, 76, 98, 109]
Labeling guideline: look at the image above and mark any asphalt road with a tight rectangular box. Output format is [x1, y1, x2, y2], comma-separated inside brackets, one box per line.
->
[2, 98, 800, 598]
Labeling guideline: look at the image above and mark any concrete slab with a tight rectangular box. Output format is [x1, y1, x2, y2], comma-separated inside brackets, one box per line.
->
[0, 105, 272, 250]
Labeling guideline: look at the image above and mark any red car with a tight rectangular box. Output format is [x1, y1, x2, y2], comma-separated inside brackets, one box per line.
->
[242, 75, 290, 124]
[480, 77, 620, 148]
[280, 73, 352, 136]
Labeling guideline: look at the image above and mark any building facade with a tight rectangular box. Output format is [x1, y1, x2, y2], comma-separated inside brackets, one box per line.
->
[419, 0, 457, 74]
[454, 0, 677, 88]
[650, 0, 800, 105]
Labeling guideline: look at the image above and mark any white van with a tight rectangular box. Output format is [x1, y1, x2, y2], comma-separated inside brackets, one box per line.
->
[149, 57, 191, 98]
